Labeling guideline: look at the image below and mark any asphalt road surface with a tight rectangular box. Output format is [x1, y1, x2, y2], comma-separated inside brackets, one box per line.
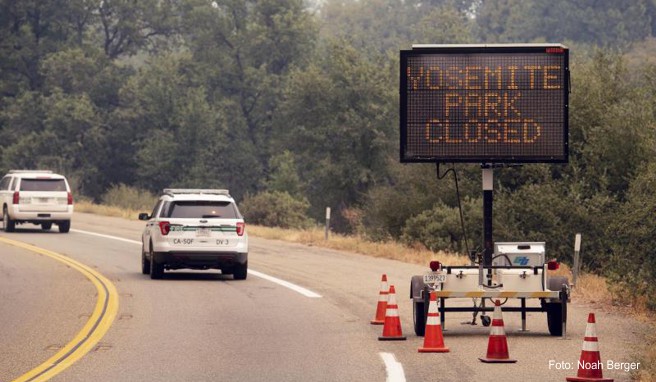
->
[0, 212, 648, 381]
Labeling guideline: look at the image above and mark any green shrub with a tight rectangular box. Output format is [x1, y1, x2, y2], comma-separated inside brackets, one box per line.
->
[239, 191, 314, 229]
[606, 162, 656, 309]
[101, 184, 158, 211]
[401, 198, 482, 254]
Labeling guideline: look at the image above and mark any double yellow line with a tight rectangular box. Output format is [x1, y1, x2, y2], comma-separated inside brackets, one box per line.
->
[0, 237, 119, 382]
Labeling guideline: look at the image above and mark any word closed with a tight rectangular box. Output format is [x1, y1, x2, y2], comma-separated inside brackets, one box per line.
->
[400, 45, 569, 163]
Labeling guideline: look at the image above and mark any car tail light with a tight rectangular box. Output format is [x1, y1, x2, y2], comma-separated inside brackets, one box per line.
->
[547, 259, 560, 270]
[67, 192, 73, 205]
[429, 260, 442, 272]
[236, 222, 245, 236]
[13, 191, 19, 204]
[159, 221, 171, 236]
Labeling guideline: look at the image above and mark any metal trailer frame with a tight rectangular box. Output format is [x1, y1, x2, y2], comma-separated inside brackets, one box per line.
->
[411, 265, 570, 337]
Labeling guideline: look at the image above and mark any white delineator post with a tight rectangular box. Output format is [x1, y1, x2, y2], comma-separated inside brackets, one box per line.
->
[573, 233, 582, 287]
[325, 207, 331, 240]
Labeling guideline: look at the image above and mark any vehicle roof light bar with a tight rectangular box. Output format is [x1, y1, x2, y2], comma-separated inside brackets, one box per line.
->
[163, 188, 231, 196]
[9, 170, 54, 174]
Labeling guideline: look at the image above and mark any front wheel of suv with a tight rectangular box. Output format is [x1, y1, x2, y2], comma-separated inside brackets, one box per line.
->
[3, 207, 15, 232]
[233, 261, 248, 280]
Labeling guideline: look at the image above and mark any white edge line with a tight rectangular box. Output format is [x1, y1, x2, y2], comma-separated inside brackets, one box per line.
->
[71, 228, 322, 298]
[248, 270, 322, 298]
[379, 353, 407, 382]
[71, 228, 142, 245]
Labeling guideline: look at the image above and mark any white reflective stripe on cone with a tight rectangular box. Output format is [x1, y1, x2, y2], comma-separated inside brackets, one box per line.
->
[378, 293, 388, 301]
[582, 341, 600, 352]
[490, 326, 506, 336]
[427, 316, 440, 325]
[585, 324, 597, 338]
[386, 308, 400, 316]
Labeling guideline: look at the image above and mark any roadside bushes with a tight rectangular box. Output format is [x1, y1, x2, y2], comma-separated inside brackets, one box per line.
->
[606, 162, 656, 309]
[101, 184, 158, 211]
[239, 191, 314, 229]
[400, 198, 482, 254]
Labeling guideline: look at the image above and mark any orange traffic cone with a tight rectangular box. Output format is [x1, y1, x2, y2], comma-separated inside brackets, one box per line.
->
[371, 274, 389, 325]
[378, 285, 406, 341]
[566, 313, 613, 382]
[418, 291, 449, 353]
[479, 300, 517, 363]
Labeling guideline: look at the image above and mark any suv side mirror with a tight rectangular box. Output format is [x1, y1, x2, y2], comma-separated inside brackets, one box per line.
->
[138, 213, 150, 221]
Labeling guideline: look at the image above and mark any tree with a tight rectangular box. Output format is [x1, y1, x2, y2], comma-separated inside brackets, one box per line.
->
[266, 150, 304, 197]
[273, 41, 396, 228]
[179, 0, 317, 197]
[474, 0, 652, 47]
[95, 0, 179, 59]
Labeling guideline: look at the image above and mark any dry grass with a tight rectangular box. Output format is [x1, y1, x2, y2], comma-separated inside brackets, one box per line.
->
[248, 225, 471, 266]
[75, 200, 145, 220]
[638, 338, 656, 382]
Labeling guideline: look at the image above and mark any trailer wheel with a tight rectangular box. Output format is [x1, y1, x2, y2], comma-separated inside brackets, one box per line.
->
[546, 302, 563, 336]
[548, 276, 569, 293]
[413, 300, 426, 336]
[546, 276, 569, 336]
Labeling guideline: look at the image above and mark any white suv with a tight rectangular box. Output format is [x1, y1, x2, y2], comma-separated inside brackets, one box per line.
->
[140, 189, 249, 280]
[0, 170, 74, 233]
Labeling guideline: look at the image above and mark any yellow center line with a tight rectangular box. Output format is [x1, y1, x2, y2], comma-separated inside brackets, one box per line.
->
[0, 237, 119, 382]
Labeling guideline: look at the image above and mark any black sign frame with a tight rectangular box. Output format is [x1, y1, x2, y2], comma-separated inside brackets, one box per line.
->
[400, 44, 569, 163]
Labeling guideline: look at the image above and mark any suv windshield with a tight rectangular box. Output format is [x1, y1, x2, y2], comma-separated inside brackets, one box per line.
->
[20, 179, 67, 192]
[163, 201, 239, 219]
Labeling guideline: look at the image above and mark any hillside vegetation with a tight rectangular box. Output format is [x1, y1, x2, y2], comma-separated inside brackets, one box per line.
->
[1, 0, 655, 314]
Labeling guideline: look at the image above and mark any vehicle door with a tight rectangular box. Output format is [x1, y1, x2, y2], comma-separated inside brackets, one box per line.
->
[143, 200, 164, 251]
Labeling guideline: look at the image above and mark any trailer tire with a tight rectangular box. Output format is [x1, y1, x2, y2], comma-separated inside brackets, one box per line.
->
[413, 300, 426, 336]
[548, 276, 569, 294]
[546, 302, 563, 336]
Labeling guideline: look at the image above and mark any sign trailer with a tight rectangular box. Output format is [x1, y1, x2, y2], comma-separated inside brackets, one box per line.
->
[402, 44, 571, 337]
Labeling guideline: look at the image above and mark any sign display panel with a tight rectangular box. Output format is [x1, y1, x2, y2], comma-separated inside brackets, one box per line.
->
[400, 45, 569, 163]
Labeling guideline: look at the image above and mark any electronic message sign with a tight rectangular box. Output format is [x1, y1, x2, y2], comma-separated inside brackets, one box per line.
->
[400, 44, 569, 163]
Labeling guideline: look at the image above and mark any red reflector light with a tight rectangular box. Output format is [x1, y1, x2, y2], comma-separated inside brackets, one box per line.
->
[13, 191, 19, 204]
[159, 221, 171, 236]
[236, 222, 245, 236]
[67, 192, 73, 205]
[429, 261, 442, 272]
[547, 260, 560, 270]
[546, 47, 564, 54]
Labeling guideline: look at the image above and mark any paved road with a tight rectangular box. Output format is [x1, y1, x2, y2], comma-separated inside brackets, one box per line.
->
[0, 212, 647, 381]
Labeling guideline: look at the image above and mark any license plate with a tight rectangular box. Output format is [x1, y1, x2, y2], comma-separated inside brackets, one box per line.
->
[423, 272, 446, 285]
[196, 227, 210, 237]
[38, 198, 50, 204]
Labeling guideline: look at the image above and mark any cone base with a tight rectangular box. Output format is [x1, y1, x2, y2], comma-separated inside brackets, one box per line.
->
[418, 347, 450, 353]
[378, 336, 407, 341]
[566, 377, 613, 382]
[479, 357, 517, 363]
[370, 320, 384, 325]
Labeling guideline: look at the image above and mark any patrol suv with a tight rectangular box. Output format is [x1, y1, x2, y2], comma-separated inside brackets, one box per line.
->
[0, 170, 74, 233]
[139, 189, 248, 280]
